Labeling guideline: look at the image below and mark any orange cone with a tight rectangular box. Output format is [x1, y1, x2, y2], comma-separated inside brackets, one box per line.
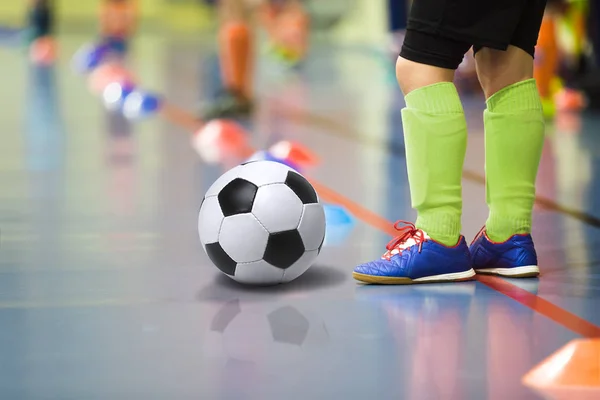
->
[523, 339, 600, 400]
[269, 140, 319, 167]
[192, 119, 251, 164]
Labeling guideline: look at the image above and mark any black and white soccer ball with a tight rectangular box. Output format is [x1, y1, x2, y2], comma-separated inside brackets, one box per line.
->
[198, 160, 326, 285]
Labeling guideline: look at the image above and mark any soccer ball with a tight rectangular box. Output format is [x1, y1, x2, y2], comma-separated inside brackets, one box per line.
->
[198, 160, 326, 285]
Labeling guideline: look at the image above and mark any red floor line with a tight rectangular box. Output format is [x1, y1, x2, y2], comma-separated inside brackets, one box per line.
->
[157, 98, 600, 338]
[280, 104, 600, 337]
[477, 275, 600, 338]
[314, 176, 600, 338]
[309, 180, 398, 237]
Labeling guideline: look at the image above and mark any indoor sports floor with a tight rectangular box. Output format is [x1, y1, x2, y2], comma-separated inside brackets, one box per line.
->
[1, 31, 599, 400]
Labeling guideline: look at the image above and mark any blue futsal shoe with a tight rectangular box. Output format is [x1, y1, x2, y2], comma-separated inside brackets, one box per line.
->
[353, 221, 476, 284]
[469, 228, 539, 278]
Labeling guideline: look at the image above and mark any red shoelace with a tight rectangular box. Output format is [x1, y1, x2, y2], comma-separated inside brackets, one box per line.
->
[471, 226, 486, 246]
[383, 220, 427, 260]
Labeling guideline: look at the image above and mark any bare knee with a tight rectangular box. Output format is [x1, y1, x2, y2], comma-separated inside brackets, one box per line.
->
[396, 56, 455, 95]
[475, 46, 534, 98]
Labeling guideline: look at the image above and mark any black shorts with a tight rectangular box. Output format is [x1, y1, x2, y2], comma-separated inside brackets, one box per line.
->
[400, 0, 547, 70]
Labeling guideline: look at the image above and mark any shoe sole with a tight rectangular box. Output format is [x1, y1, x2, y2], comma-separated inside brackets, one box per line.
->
[353, 269, 476, 285]
[475, 265, 539, 278]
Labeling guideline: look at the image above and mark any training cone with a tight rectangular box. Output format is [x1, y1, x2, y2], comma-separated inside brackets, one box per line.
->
[268, 140, 318, 168]
[192, 119, 250, 164]
[323, 204, 355, 246]
[523, 339, 600, 400]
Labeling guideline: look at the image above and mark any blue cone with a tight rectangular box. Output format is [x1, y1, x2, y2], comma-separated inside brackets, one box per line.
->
[322, 203, 356, 247]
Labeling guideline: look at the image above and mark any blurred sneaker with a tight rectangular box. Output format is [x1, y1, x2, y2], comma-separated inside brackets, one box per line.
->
[470, 227, 539, 278]
[199, 90, 254, 121]
[353, 221, 475, 284]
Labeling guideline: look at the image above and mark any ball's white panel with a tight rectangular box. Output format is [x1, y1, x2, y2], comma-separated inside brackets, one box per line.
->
[238, 160, 293, 187]
[282, 249, 318, 283]
[204, 164, 244, 198]
[219, 214, 269, 263]
[234, 260, 285, 286]
[198, 196, 224, 245]
[297, 204, 326, 251]
[252, 184, 303, 233]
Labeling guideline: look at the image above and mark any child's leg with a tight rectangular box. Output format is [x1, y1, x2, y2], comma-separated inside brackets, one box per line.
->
[218, 0, 253, 100]
[353, 19, 476, 284]
[396, 33, 469, 247]
[27, 0, 54, 43]
[268, 0, 310, 63]
[475, 1, 546, 243]
[476, 46, 544, 243]
[200, 0, 255, 120]
[469, 0, 546, 278]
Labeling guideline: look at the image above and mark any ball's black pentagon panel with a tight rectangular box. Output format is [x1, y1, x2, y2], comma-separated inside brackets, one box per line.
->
[218, 178, 258, 217]
[285, 171, 318, 204]
[204, 164, 243, 198]
[210, 299, 241, 333]
[264, 230, 305, 269]
[205, 242, 237, 276]
[267, 306, 310, 346]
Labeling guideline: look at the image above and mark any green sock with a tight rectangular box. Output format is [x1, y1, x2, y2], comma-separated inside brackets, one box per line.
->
[402, 82, 467, 246]
[484, 79, 545, 242]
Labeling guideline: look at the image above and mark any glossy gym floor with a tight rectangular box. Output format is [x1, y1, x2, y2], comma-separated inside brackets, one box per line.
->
[1, 30, 599, 399]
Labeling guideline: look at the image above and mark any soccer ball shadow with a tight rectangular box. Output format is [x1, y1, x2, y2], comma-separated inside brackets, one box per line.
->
[197, 262, 347, 301]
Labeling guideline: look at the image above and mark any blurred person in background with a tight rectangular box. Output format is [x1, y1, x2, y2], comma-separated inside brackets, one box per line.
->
[26, 0, 53, 44]
[99, 0, 138, 53]
[200, 0, 309, 120]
